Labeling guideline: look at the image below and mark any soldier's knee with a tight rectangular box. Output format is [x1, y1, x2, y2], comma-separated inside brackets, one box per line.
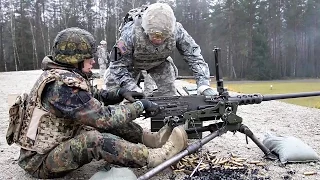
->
[83, 131, 120, 150]
[84, 130, 104, 146]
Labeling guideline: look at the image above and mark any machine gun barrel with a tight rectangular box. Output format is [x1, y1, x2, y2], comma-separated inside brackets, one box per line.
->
[230, 91, 320, 105]
[137, 127, 226, 180]
[262, 91, 320, 101]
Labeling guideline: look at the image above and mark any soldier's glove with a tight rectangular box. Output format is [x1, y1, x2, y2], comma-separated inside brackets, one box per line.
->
[138, 99, 160, 117]
[202, 88, 218, 96]
[100, 90, 123, 105]
[197, 85, 218, 96]
[118, 88, 145, 102]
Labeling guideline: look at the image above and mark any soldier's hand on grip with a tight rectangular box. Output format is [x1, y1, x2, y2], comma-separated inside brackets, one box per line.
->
[118, 88, 145, 102]
[138, 99, 160, 117]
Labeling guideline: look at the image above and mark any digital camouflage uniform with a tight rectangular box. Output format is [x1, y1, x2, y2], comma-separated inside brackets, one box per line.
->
[97, 44, 110, 78]
[104, 4, 211, 96]
[141, 70, 157, 97]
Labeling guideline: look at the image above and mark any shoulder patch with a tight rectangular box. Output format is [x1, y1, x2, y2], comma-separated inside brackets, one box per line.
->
[77, 90, 91, 104]
[117, 40, 128, 55]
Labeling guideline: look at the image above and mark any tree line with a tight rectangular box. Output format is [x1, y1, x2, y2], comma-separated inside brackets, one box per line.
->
[0, 0, 319, 80]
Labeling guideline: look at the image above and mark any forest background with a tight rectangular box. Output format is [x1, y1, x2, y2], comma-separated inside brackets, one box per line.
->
[0, 0, 319, 80]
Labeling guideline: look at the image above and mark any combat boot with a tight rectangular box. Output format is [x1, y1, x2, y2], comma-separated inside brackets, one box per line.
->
[142, 124, 173, 148]
[147, 126, 188, 168]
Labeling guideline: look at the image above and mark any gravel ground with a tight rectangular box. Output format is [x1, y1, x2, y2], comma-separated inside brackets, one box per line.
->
[0, 70, 320, 180]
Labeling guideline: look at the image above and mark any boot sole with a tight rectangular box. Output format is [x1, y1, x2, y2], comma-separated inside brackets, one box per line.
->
[175, 126, 188, 149]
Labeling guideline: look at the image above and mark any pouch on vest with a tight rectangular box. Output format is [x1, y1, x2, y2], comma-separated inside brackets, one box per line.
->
[6, 93, 28, 145]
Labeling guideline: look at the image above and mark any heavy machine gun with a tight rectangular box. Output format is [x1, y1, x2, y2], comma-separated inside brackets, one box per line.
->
[137, 48, 320, 180]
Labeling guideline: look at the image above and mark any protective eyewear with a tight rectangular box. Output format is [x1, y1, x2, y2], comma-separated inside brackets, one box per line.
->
[148, 31, 169, 40]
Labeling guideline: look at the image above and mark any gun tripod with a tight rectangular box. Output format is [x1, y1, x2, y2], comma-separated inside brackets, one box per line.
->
[185, 122, 278, 160]
[138, 116, 277, 180]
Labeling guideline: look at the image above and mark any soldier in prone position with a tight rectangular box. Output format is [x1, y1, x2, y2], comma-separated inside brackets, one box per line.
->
[104, 2, 217, 97]
[6, 27, 188, 178]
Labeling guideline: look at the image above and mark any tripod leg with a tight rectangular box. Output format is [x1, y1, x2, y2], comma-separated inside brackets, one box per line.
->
[238, 124, 277, 160]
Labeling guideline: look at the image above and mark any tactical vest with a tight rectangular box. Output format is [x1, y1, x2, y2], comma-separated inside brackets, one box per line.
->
[6, 69, 90, 154]
[133, 24, 176, 70]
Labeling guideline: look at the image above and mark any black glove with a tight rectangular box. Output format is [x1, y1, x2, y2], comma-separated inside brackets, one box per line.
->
[138, 99, 160, 117]
[100, 90, 123, 105]
[118, 88, 145, 102]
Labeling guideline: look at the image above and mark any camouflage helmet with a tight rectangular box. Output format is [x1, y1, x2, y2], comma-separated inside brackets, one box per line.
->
[52, 27, 96, 64]
[141, 3, 176, 36]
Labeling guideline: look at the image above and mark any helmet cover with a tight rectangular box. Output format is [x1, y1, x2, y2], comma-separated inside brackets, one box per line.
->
[141, 3, 176, 37]
[52, 27, 96, 64]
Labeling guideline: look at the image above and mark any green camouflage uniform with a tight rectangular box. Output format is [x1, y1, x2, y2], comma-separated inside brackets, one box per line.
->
[5, 26, 188, 179]
[15, 56, 149, 178]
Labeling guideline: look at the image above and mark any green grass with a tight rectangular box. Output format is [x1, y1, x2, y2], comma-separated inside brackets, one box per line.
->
[185, 79, 320, 108]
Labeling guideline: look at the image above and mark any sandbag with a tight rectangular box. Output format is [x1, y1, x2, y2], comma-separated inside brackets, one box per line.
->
[262, 132, 320, 164]
[89, 167, 137, 180]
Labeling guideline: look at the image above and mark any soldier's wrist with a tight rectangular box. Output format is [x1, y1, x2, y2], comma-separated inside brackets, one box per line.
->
[117, 88, 128, 97]
[131, 101, 145, 116]
[197, 85, 211, 95]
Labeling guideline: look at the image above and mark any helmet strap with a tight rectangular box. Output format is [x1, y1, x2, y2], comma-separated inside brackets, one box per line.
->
[78, 61, 84, 71]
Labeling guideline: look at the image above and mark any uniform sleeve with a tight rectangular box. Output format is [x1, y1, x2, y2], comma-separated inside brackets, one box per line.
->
[175, 22, 211, 87]
[91, 87, 124, 105]
[43, 82, 144, 131]
[108, 22, 141, 92]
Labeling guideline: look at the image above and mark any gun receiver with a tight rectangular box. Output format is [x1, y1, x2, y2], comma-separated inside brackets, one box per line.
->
[147, 91, 320, 121]
[138, 48, 320, 180]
